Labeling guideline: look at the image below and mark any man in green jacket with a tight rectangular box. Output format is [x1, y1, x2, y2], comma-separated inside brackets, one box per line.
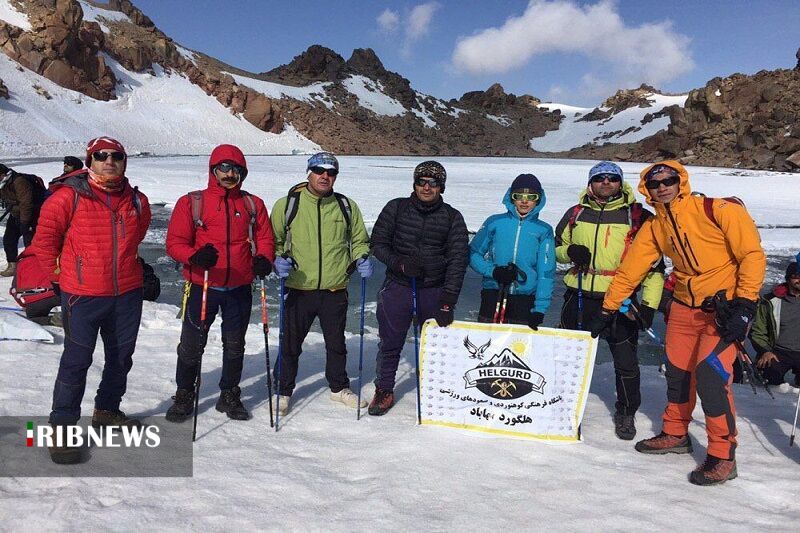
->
[271, 152, 372, 415]
[555, 161, 664, 440]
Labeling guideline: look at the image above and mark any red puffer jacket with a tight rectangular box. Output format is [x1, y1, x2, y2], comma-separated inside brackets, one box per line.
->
[31, 172, 151, 296]
[166, 146, 275, 287]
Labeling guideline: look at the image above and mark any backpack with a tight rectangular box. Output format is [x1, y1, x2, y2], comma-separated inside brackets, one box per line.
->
[697, 194, 745, 228]
[283, 182, 352, 251]
[188, 190, 257, 255]
[9, 250, 56, 309]
[10, 173, 47, 206]
[567, 202, 645, 262]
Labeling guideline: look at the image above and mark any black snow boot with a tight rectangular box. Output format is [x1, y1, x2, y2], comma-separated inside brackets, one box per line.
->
[613, 413, 636, 440]
[215, 386, 250, 420]
[166, 388, 195, 423]
[47, 424, 82, 465]
[92, 409, 142, 429]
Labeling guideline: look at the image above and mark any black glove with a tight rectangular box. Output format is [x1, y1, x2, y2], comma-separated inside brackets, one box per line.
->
[52, 282, 61, 298]
[567, 244, 592, 269]
[492, 264, 518, 285]
[395, 255, 424, 278]
[189, 244, 218, 269]
[717, 297, 757, 343]
[528, 312, 544, 331]
[589, 310, 614, 338]
[140, 259, 161, 301]
[21, 225, 34, 244]
[253, 255, 272, 278]
[434, 292, 458, 327]
[637, 305, 655, 330]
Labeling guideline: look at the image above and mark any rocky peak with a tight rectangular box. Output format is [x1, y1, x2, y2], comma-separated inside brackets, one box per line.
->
[457, 83, 540, 113]
[261, 45, 346, 85]
[106, 0, 154, 28]
[601, 84, 659, 113]
[345, 48, 386, 78]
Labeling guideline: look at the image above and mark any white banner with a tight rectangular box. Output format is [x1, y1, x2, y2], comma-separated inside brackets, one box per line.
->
[419, 320, 597, 442]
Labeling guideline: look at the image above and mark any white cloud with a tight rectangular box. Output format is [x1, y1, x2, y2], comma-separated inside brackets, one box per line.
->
[401, 2, 441, 58]
[376, 8, 399, 33]
[452, 0, 693, 95]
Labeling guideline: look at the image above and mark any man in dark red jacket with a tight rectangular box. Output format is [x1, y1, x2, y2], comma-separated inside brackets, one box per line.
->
[31, 136, 151, 464]
[165, 144, 275, 422]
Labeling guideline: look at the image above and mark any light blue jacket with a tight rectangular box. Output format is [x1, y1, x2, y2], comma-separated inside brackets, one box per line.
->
[469, 188, 555, 314]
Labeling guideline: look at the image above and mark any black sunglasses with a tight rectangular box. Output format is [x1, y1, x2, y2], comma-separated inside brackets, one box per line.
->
[414, 177, 443, 188]
[310, 166, 339, 177]
[645, 175, 680, 189]
[590, 174, 621, 183]
[216, 162, 245, 175]
[92, 151, 125, 162]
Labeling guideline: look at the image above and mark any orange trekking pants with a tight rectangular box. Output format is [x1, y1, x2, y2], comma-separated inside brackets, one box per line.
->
[663, 302, 738, 460]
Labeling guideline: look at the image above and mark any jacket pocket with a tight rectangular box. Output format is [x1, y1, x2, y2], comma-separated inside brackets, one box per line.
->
[75, 256, 83, 285]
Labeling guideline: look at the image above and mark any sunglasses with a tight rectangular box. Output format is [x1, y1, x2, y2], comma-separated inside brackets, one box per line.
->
[645, 175, 680, 189]
[511, 192, 540, 202]
[92, 151, 125, 162]
[310, 166, 339, 177]
[215, 162, 245, 176]
[414, 177, 443, 188]
[591, 174, 621, 183]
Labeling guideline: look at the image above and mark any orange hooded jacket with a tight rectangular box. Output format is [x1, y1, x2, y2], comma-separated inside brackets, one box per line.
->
[603, 160, 765, 310]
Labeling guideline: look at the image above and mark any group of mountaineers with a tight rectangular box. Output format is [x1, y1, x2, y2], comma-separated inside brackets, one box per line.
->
[3, 135, 791, 487]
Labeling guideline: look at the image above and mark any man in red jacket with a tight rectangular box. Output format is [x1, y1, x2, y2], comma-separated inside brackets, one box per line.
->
[165, 144, 275, 422]
[31, 136, 151, 464]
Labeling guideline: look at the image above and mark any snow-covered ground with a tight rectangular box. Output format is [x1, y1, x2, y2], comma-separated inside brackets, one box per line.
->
[0, 157, 798, 530]
[533, 94, 688, 152]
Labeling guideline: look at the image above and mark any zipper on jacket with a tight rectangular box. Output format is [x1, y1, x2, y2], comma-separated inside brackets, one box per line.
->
[510, 217, 523, 295]
[683, 233, 700, 269]
[589, 204, 606, 294]
[111, 213, 119, 295]
[224, 191, 231, 287]
[119, 214, 126, 239]
[317, 199, 323, 290]
[76, 256, 83, 285]
[665, 204, 699, 275]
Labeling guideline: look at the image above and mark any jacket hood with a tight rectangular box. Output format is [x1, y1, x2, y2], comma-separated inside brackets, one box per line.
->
[638, 160, 691, 207]
[579, 181, 638, 210]
[208, 144, 247, 191]
[502, 186, 546, 220]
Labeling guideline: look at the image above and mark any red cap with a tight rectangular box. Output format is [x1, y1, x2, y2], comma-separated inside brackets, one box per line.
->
[85, 137, 126, 168]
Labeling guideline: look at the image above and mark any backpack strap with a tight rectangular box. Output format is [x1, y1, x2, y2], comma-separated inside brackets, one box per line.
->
[703, 196, 744, 228]
[619, 202, 645, 262]
[188, 190, 204, 228]
[567, 204, 584, 241]
[240, 190, 258, 256]
[283, 183, 353, 254]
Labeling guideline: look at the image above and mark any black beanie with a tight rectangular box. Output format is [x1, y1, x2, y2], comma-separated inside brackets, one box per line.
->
[787, 262, 799, 280]
[511, 173, 542, 194]
[414, 161, 446, 192]
[63, 156, 83, 169]
[0, 164, 8, 175]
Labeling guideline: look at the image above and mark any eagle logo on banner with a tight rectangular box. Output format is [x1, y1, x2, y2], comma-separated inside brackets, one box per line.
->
[462, 342, 546, 400]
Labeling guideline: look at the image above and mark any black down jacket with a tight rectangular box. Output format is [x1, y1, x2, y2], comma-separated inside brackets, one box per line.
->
[370, 194, 469, 297]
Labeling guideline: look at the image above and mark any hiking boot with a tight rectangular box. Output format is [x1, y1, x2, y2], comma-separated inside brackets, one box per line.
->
[92, 409, 142, 429]
[689, 456, 737, 486]
[166, 388, 195, 423]
[368, 388, 395, 416]
[47, 424, 82, 465]
[330, 388, 367, 409]
[215, 386, 250, 420]
[635, 432, 693, 454]
[613, 413, 636, 440]
[275, 395, 291, 417]
[0, 262, 16, 277]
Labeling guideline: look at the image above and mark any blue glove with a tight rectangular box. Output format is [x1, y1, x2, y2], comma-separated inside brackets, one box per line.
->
[274, 256, 295, 278]
[356, 257, 373, 278]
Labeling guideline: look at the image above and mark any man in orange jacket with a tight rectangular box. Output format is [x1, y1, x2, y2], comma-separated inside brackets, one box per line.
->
[590, 160, 765, 486]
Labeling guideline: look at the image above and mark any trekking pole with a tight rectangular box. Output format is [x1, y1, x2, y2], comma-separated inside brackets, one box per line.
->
[790, 387, 800, 447]
[356, 276, 366, 420]
[274, 277, 286, 432]
[577, 271, 584, 329]
[191, 269, 209, 442]
[411, 277, 422, 425]
[734, 341, 775, 399]
[492, 283, 508, 323]
[259, 278, 274, 428]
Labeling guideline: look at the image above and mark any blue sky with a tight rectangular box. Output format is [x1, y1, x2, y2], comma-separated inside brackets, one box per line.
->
[132, 0, 799, 106]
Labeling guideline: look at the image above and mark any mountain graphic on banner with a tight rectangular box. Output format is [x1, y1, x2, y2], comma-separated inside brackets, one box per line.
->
[478, 349, 531, 371]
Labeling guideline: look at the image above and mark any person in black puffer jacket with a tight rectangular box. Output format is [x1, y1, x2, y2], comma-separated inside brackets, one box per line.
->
[367, 160, 469, 415]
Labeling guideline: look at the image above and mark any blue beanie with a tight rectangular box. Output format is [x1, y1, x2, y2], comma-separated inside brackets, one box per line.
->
[307, 152, 339, 171]
[511, 173, 542, 194]
[588, 161, 623, 183]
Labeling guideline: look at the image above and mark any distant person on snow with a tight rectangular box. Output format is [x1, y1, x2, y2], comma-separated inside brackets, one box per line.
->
[750, 261, 800, 387]
[31, 137, 152, 464]
[594, 161, 765, 486]
[368, 161, 469, 415]
[555, 161, 664, 441]
[164, 144, 275, 423]
[270, 152, 372, 416]
[469, 173, 555, 327]
[0, 163, 46, 277]
[48, 156, 84, 189]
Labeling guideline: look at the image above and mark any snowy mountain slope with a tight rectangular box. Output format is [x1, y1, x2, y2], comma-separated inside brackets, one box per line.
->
[0, 54, 318, 157]
[0, 0, 30, 30]
[532, 93, 688, 152]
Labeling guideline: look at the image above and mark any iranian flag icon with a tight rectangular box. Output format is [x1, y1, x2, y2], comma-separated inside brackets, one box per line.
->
[26, 421, 33, 447]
